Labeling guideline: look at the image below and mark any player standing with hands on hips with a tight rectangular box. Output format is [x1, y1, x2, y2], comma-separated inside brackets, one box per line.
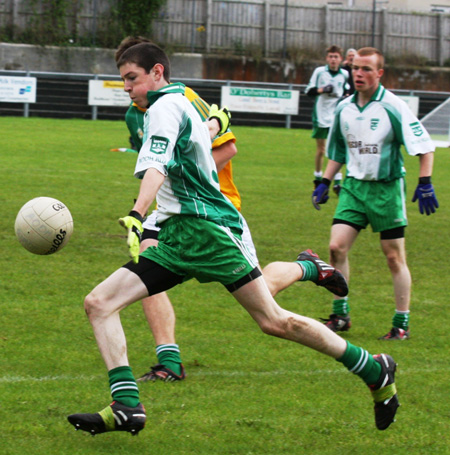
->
[312, 47, 438, 338]
[68, 42, 400, 436]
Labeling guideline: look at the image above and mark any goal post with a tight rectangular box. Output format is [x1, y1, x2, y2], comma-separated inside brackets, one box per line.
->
[420, 97, 450, 148]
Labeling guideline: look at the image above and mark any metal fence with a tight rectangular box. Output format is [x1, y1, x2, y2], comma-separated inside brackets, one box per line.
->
[0, 1, 449, 65]
[1, 70, 449, 131]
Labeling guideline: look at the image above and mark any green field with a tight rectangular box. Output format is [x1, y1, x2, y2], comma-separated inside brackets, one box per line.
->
[1, 117, 449, 454]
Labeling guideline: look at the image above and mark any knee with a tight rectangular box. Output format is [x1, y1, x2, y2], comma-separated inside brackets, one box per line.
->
[257, 315, 287, 338]
[259, 321, 283, 337]
[84, 291, 105, 318]
[385, 251, 405, 273]
[329, 240, 346, 262]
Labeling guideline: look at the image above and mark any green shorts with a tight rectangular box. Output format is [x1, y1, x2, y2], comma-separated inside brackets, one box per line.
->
[140, 215, 258, 286]
[334, 177, 408, 233]
[311, 127, 329, 139]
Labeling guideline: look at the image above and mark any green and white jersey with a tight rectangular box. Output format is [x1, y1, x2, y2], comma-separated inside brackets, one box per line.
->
[135, 82, 243, 232]
[125, 102, 145, 149]
[306, 65, 349, 128]
[327, 85, 435, 182]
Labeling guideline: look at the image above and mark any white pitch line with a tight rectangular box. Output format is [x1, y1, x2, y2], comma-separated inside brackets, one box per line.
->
[0, 366, 447, 384]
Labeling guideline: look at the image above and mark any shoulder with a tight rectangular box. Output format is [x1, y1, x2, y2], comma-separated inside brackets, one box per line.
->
[340, 68, 349, 79]
[335, 96, 353, 115]
[314, 65, 327, 74]
[184, 86, 200, 102]
[379, 89, 411, 118]
[310, 66, 326, 77]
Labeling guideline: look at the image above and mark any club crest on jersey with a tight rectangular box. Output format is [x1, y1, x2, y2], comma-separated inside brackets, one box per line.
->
[409, 121, 424, 137]
[370, 118, 380, 130]
[150, 136, 169, 154]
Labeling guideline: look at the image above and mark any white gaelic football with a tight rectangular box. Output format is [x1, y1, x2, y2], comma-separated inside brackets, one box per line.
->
[15, 197, 74, 255]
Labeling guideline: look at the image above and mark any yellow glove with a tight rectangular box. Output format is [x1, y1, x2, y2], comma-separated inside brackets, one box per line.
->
[209, 104, 231, 135]
[118, 211, 144, 263]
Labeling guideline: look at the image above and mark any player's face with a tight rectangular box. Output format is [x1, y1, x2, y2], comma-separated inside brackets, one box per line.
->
[326, 52, 343, 71]
[345, 51, 355, 64]
[120, 62, 162, 108]
[352, 54, 384, 96]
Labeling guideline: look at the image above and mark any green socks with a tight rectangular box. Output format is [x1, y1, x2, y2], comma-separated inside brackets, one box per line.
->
[297, 260, 319, 282]
[156, 344, 182, 375]
[108, 366, 139, 408]
[337, 341, 382, 386]
[333, 298, 350, 316]
[393, 310, 409, 330]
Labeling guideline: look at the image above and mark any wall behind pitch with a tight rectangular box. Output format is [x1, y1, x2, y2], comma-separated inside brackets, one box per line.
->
[1, 43, 449, 92]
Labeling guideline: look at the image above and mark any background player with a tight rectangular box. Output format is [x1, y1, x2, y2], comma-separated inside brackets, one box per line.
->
[312, 47, 438, 339]
[305, 45, 349, 195]
[342, 48, 356, 95]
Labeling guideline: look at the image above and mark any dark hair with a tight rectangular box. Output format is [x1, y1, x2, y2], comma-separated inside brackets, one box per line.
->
[356, 47, 385, 69]
[326, 45, 343, 57]
[116, 42, 171, 81]
[115, 36, 152, 63]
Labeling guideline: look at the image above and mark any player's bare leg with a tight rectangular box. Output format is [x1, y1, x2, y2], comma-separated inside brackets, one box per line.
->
[138, 238, 185, 381]
[68, 268, 149, 435]
[315, 138, 326, 174]
[232, 276, 347, 356]
[84, 267, 149, 370]
[142, 292, 176, 344]
[379, 237, 411, 340]
[329, 223, 359, 282]
[262, 262, 303, 297]
[232, 275, 399, 430]
[324, 224, 359, 332]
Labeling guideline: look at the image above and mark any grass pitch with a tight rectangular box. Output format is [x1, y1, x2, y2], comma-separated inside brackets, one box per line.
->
[1, 117, 449, 454]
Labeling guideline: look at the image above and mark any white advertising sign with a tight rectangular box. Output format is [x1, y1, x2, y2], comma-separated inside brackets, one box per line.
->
[0, 76, 37, 103]
[221, 86, 299, 115]
[88, 80, 130, 106]
[398, 95, 419, 117]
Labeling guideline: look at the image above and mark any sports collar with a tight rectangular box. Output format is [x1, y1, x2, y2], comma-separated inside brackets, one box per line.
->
[325, 64, 342, 76]
[146, 82, 186, 105]
[352, 84, 385, 106]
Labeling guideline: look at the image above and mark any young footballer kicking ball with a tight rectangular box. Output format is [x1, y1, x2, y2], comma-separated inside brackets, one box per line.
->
[68, 42, 400, 435]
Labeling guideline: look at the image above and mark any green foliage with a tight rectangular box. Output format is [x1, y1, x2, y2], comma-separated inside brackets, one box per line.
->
[93, 0, 167, 49]
[1, 117, 450, 454]
[18, 0, 70, 46]
[115, 0, 167, 38]
[1, 0, 167, 48]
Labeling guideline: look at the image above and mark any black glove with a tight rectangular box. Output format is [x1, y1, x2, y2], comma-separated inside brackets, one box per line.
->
[321, 84, 333, 94]
[312, 178, 330, 210]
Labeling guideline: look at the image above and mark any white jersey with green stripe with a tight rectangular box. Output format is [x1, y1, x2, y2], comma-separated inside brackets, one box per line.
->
[135, 82, 243, 232]
[306, 65, 349, 128]
[327, 85, 435, 182]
